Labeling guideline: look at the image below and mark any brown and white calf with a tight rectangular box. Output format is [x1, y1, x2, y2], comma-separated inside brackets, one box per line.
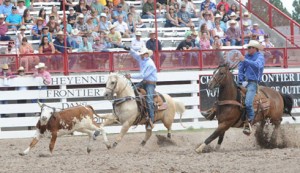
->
[19, 104, 112, 156]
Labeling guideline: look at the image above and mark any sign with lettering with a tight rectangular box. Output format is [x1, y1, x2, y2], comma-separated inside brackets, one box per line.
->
[199, 72, 300, 110]
[51, 75, 107, 85]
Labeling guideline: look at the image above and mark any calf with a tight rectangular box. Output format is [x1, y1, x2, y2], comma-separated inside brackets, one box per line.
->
[19, 103, 112, 156]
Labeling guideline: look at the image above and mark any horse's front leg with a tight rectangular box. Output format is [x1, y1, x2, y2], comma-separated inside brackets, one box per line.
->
[215, 132, 225, 151]
[141, 128, 152, 146]
[196, 123, 228, 154]
[112, 120, 131, 148]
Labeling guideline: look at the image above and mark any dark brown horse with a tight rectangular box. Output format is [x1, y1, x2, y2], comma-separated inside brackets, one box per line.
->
[196, 64, 294, 153]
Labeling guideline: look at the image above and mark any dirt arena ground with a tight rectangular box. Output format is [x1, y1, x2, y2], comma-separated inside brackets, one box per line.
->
[1, 125, 300, 173]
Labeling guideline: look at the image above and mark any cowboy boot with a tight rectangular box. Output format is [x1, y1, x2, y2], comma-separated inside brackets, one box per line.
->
[201, 107, 216, 120]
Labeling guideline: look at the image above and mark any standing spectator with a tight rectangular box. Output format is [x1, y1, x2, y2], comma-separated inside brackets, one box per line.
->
[22, 9, 34, 29]
[31, 17, 44, 40]
[0, 63, 13, 118]
[6, 6, 22, 31]
[98, 13, 111, 33]
[91, 0, 104, 15]
[225, 20, 241, 46]
[131, 31, 145, 51]
[16, 0, 26, 16]
[242, 22, 252, 44]
[46, 15, 61, 37]
[165, 5, 180, 27]
[0, 14, 11, 41]
[16, 66, 27, 117]
[107, 25, 123, 48]
[142, 0, 155, 19]
[200, 0, 216, 12]
[113, 15, 130, 38]
[32, 62, 51, 104]
[74, 0, 91, 14]
[217, 0, 229, 13]
[129, 5, 145, 28]
[112, 4, 128, 22]
[0, 0, 14, 17]
[19, 37, 36, 71]
[177, 4, 193, 27]
[67, 7, 77, 28]
[53, 31, 72, 53]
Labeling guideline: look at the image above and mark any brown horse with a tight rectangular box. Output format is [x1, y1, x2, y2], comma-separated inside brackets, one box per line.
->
[195, 64, 294, 153]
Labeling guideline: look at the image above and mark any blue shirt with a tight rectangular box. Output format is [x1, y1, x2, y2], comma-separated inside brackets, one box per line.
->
[112, 10, 128, 22]
[238, 52, 265, 83]
[53, 39, 71, 53]
[200, 1, 216, 12]
[0, 4, 13, 16]
[129, 49, 157, 82]
[5, 14, 22, 24]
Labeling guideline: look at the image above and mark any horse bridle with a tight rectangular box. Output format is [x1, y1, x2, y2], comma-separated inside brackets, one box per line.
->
[105, 77, 128, 95]
[210, 68, 227, 88]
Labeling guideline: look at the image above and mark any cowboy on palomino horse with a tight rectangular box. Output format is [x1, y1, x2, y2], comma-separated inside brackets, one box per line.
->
[125, 47, 157, 130]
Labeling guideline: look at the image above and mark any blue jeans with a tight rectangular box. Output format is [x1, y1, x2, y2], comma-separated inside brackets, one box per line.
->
[245, 82, 257, 122]
[230, 39, 241, 46]
[135, 82, 156, 122]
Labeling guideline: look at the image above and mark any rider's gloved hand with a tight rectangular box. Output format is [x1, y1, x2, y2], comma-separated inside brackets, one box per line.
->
[124, 46, 130, 51]
[242, 81, 248, 87]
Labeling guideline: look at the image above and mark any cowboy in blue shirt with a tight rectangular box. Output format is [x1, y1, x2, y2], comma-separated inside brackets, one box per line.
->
[125, 48, 157, 129]
[237, 40, 265, 135]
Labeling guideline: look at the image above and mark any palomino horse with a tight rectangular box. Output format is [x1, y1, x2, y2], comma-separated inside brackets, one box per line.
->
[100, 73, 186, 148]
[195, 64, 294, 153]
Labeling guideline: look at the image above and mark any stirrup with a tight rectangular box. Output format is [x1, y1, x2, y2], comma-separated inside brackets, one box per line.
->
[243, 122, 252, 136]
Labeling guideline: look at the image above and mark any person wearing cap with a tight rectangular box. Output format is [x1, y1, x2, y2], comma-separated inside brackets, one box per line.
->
[237, 40, 265, 135]
[112, 3, 128, 22]
[0, 0, 13, 17]
[31, 17, 44, 40]
[16, 24, 26, 43]
[5, 6, 22, 30]
[17, 0, 26, 16]
[131, 31, 145, 51]
[67, 7, 77, 27]
[251, 23, 265, 38]
[200, 0, 216, 12]
[113, 15, 129, 38]
[225, 20, 241, 46]
[99, 12, 111, 32]
[242, 22, 252, 44]
[176, 34, 197, 66]
[107, 24, 123, 48]
[0, 14, 11, 41]
[129, 6, 145, 29]
[178, 3, 193, 27]
[142, 0, 155, 19]
[125, 48, 157, 129]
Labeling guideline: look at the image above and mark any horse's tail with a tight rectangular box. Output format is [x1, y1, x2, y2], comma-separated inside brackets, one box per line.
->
[280, 93, 296, 121]
[173, 99, 186, 128]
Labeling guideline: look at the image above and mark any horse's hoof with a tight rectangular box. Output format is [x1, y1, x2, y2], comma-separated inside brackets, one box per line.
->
[19, 152, 26, 156]
[87, 148, 91, 154]
[215, 144, 221, 151]
[106, 144, 112, 150]
[112, 142, 118, 148]
[167, 133, 171, 139]
[195, 143, 206, 154]
[140, 140, 146, 146]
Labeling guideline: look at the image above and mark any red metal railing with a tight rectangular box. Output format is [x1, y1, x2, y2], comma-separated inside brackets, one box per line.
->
[0, 48, 295, 74]
[235, 0, 300, 47]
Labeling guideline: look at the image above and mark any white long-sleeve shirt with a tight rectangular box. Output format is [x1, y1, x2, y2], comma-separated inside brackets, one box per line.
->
[131, 38, 146, 51]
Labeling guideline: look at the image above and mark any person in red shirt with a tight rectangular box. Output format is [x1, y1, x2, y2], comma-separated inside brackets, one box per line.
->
[0, 14, 11, 41]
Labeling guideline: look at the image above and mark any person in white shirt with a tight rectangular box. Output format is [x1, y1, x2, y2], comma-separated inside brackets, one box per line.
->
[181, 0, 197, 18]
[131, 31, 145, 51]
[17, 0, 26, 16]
[113, 15, 129, 38]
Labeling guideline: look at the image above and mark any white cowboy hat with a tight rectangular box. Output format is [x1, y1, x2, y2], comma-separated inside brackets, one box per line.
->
[19, 25, 26, 30]
[100, 13, 107, 18]
[229, 12, 236, 17]
[243, 11, 251, 17]
[109, 24, 116, 30]
[0, 14, 5, 18]
[139, 48, 153, 57]
[77, 14, 84, 19]
[215, 14, 222, 18]
[135, 31, 142, 36]
[1, 64, 8, 70]
[56, 31, 64, 35]
[244, 40, 264, 50]
[243, 22, 249, 26]
[18, 66, 25, 71]
[71, 29, 80, 36]
[229, 20, 237, 24]
[253, 23, 259, 26]
[35, 62, 47, 69]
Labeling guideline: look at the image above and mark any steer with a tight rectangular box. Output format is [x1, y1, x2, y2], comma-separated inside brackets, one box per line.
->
[19, 103, 112, 156]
